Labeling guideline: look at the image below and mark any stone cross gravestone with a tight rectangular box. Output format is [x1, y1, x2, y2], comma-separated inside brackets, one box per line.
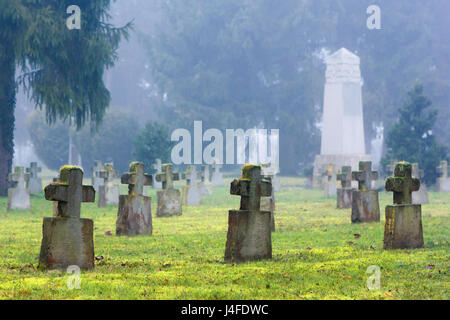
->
[322, 164, 337, 198]
[199, 165, 213, 195]
[152, 159, 163, 189]
[351, 161, 380, 223]
[39, 166, 95, 270]
[91, 160, 104, 192]
[211, 159, 224, 187]
[436, 160, 450, 192]
[384, 162, 423, 249]
[336, 166, 353, 209]
[26, 162, 42, 193]
[116, 162, 153, 236]
[385, 160, 398, 178]
[98, 163, 119, 207]
[156, 164, 183, 217]
[183, 166, 202, 206]
[7, 167, 31, 211]
[261, 163, 281, 192]
[411, 163, 429, 204]
[225, 164, 272, 263]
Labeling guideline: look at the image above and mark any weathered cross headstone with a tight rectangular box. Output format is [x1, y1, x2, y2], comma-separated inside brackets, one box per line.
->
[261, 163, 278, 231]
[436, 160, 450, 192]
[411, 163, 429, 204]
[183, 166, 202, 206]
[116, 162, 153, 236]
[26, 162, 42, 193]
[211, 159, 224, 187]
[91, 160, 104, 192]
[351, 161, 380, 223]
[261, 162, 281, 192]
[152, 159, 163, 189]
[7, 167, 31, 211]
[384, 162, 423, 249]
[156, 164, 183, 217]
[322, 164, 337, 198]
[225, 164, 272, 263]
[336, 166, 353, 209]
[97, 163, 119, 207]
[199, 165, 213, 195]
[39, 166, 95, 270]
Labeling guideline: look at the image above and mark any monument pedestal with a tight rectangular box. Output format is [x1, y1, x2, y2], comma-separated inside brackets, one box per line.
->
[384, 204, 423, 249]
[337, 188, 352, 209]
[157, 189, 182, 217]
[351, 190, 380, 223]
[7, 188, 31, 211]
[38, 217, 94, 270]
[313, 154, 371, 188]
[225, 210, 272, 263]
[116, 195, 152, 235]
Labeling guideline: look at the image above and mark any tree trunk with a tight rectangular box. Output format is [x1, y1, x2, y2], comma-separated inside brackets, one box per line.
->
[0, 38, 16, 196]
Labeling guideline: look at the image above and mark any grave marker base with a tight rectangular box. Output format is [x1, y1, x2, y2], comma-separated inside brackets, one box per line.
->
[116, 195, 152, 236]
[384, 204, 424, 249]
[7, 188, 31, 211]
[38, 217, 94, 270]
[157, 189, 182, 217]
[337, 188, 352, 209]
[225, 210, 272, 263]
[351, 190, 380, 223]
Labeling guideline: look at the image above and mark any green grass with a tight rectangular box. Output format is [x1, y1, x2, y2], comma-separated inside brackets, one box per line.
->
[0, 176, 448, 300]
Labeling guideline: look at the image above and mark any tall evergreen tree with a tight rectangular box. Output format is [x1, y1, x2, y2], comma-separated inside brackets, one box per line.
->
[381, 83, 448, 185]
[0, 0, 130, 195]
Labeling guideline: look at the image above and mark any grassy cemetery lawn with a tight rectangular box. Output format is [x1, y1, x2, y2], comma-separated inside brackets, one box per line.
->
[0, 175, 448, 300]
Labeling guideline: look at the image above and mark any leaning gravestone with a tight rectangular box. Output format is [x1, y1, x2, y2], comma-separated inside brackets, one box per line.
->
[156, 164, 183, 217]
[116, 162, 153, 236]
[211, 159, 224, 187]
[7, 167, 31, 211]
[199, 165, 213, 195]
[336, 166, 353, 209]
[322, 164, 337, 198]
[351, 161, 380, 223]
[225, 164, 272, 263]
[152, 159, 163, 189]
[384, 162, 423, 249]
[26, 162, 42, 193]
[39, 166, 95, 270]
[98, 163, 119, 207]
[411, 163, 429, 204]
[91, 160, 104, 192]
[436, 160, 450, 192]
[183, 166, 202, 206]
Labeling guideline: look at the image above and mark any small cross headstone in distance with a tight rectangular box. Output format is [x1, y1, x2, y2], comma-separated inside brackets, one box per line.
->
[116, 162, 153, 236]
[350, 161, 380, 223]
[384, 161, 424, 249]
[225, 164, 273, 263]
[155, 164, 183, 217]
[322, 163, 337, 198]
[183, 166, 202, 206]
[38, 165, 95, 270]
[26, 162, 43, 193]
[336, 166, 353, 209]
[436, 160, 450, 192]
[411, 163, 429, 204]
[97, 162, 119, 207]
[7, 167, 31, 211]
[152, 159, 163, 189]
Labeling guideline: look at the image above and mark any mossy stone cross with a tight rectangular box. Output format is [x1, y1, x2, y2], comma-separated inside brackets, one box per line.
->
[121, 162, 152, 196]
[156, 164, 180, 190]
[385, 162, 420, 205]
[44, 166, 95, 218]
[8, 167, 30, 188]
[352, 161, 378, 191]
[230, 164, 272, 212]
[337, 166, 352, 188]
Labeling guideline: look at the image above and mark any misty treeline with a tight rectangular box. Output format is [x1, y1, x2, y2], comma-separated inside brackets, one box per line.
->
[14, 0, 450, 176]
[103, 0, 449, 174]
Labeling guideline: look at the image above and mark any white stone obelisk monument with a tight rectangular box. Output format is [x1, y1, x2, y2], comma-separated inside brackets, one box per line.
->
[313, 48, 371, 188]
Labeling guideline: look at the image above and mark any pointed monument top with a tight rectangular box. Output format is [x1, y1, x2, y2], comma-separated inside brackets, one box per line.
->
[326, 48, 360, 65]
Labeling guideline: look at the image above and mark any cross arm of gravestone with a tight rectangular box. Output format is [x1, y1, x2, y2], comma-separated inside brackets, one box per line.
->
[45, 183, 96, 203]
[385, 176, 420, 205]
[230, 178, 272, 198]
